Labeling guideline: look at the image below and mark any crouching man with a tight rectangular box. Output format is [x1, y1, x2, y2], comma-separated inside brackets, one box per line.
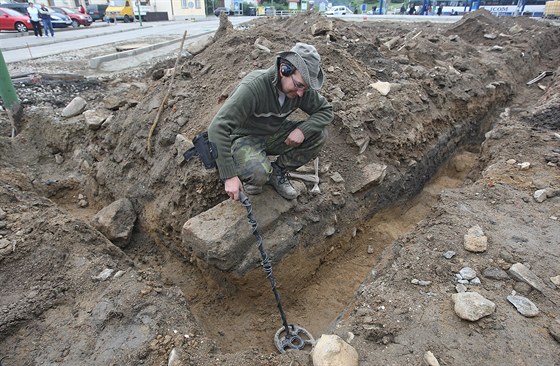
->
[208, 43, 333, 201]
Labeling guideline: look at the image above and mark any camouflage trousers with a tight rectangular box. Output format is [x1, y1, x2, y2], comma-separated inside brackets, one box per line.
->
[231, 120, 327, 186]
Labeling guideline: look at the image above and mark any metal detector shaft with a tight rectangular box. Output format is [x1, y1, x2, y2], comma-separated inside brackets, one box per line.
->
[238, 191, 291, 333]
[238, 191, 315, 353]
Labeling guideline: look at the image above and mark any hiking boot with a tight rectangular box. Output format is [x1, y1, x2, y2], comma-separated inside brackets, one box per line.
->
[243, 184, 263, 195]
[269, 163, 297, 200]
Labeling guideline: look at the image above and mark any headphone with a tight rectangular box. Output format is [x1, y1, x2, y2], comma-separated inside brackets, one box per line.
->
[280, 62, 295, 77]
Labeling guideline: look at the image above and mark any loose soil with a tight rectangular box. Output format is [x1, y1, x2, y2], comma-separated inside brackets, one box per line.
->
[1, 10, 559, 366]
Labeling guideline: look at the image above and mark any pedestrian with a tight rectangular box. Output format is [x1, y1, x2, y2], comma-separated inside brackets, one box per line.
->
[38, 4, 54, 37]
[400, 4, 406, 14]
[78, 4, 86, 14]
[437, 4, 443, 15]
[208, 42, 333, 201]
[408, 4, 416, 14]
[26, 2, 43, 38]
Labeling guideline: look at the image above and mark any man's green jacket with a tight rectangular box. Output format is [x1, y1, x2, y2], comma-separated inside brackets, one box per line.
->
[208, 62, 333, 180]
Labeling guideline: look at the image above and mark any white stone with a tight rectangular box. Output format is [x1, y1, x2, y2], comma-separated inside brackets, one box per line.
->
[533, 189, 548, 203]
[175, 133, 194, 165]
[518, 162, 531, 170]
[550, 275, 560, 287]
[470, 277, 481, 285]
[452, 292, 496, 321]
[92, 268, 114, 281]
[311, 334, 359, 366]
[459, 267, 477, 280]
[62, 96, 87, 118]
[464, 225, 487, 252]
[91, 198, 137, 248]
[348, 163, 387, 193]
[83, 109, 107, 130]
[507, 293, 539, 317]
[370, 81, 391, 96]
[508, 263, 546, 292]
[423, 351, 440, 366]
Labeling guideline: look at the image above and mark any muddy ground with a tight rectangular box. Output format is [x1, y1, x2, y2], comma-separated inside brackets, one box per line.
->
[1, 10, 559, 366]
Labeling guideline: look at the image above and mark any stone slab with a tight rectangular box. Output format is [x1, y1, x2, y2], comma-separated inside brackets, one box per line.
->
[348, 163, 387, 194]
[182, 188, 296, 273]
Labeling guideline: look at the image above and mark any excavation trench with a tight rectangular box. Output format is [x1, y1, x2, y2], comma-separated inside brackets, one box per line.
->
[152, 145, 481, 354]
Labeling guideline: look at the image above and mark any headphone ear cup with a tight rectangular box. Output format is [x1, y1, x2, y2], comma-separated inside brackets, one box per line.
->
[281, 64, 293, 77]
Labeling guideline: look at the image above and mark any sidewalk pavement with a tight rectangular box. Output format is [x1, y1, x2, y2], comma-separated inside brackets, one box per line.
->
[0, 18, 221, 52]
[1, 22, 157, 52]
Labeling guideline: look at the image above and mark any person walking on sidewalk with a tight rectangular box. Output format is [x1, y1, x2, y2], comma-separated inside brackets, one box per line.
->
[26, 2, 43, 38]
[38, 4, 54, 37]
[208, 42, 333, 201]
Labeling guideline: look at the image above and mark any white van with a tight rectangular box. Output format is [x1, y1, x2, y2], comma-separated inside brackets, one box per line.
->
[325, 5, 354, 15]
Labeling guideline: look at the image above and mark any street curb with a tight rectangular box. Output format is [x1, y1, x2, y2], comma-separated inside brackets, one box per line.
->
[88, 30, 214, 69]
[88, 37, 180, 69]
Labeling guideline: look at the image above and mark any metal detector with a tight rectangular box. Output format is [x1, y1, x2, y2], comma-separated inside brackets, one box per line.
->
[238, 191, 315, 353]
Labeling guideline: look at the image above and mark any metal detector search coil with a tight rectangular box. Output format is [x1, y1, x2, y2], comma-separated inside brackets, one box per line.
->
[238, 191, 315, 353]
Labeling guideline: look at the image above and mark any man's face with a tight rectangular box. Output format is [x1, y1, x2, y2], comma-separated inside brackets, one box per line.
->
[280, 70, 309, 99]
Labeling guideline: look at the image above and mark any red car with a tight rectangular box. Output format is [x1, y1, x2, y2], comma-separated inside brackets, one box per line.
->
[51, 6, 93, 27]
[0, 7, 32, 32]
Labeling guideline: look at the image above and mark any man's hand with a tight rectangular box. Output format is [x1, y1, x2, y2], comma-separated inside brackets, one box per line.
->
[285, 128, 305, 147]
[224, 176, 243, 201]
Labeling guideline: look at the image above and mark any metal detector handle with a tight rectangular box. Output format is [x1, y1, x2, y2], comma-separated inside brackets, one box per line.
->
[238, 190, 248, 204]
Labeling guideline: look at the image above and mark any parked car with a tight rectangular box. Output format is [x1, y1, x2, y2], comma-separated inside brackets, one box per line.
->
[0, 3, 72, 28]
[47, 11, 72, 28]
[0, 7, 32, 32]
[51, 6, 92, 27]
[324, 5, 354, 15]
[214, 7, 233, 16]
[86, 4, 107, 22]
[104, 0, 135, 23]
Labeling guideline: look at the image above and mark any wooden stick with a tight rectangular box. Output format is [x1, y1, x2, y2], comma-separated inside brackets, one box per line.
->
[397, 31, 422, 52]
[147, 30, 188, 155]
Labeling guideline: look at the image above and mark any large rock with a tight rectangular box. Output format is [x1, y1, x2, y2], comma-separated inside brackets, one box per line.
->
[62, 96, 87, 118]
[174, 133, 194, 165]
[83, 109, 108, 130]
[452, 292, 496, 321]
[348, 163, 387, 193]
[464, 225, 488, 253]
[186, 34, 213, 55]
[310, 18, 333, 36]
[182, 190, 296, 274]
[91, 198, 137, 248]
[507, 293, 539, 317]
[508, 262, 547, 292]
[370, 81, 391, 96]
[311, 334, 359, 366]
